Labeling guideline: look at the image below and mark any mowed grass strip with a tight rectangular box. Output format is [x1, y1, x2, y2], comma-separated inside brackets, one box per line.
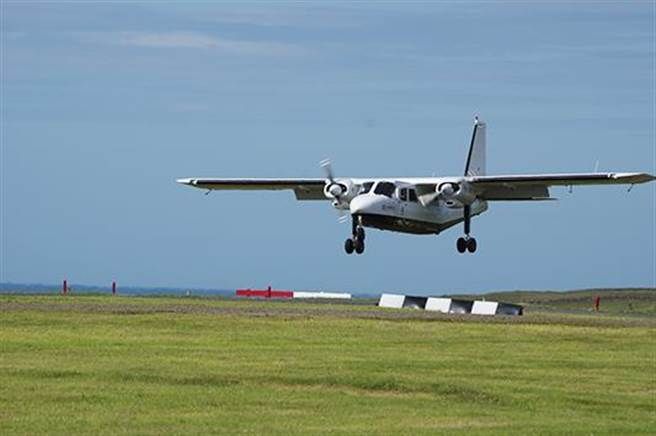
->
[1, 296, 654, 434]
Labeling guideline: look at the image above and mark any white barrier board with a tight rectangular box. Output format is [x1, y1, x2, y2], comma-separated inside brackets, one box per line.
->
[472, 301, 499, 315]
[293, 292, 352, 299]
[425, 298, 452, 313]
[378, 293, 405, 309]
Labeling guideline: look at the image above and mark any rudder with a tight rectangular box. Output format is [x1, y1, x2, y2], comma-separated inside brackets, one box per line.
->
[464, 117, 486, 176]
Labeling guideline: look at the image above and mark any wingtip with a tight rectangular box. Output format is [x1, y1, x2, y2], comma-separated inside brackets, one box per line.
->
[633, 173, 656, 184]
[611, 173, 656, 184]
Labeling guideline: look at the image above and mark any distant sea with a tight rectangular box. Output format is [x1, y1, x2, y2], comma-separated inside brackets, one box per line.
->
[0, 283, 381, 298]
[0, 282, 234, 297]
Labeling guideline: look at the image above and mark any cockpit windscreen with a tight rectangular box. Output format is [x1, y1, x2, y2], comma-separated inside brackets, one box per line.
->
[373, 181, 396, 198]
[360, 182, 374, 194]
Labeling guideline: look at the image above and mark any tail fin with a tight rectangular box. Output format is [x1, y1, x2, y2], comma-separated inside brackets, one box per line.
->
[464, 117, 486, 176]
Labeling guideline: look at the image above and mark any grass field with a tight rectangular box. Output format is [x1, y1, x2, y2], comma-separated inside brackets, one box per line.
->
[1, 293, 655, 434]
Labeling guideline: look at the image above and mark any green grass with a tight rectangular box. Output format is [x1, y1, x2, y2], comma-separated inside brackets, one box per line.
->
[1, 295, 654, 434]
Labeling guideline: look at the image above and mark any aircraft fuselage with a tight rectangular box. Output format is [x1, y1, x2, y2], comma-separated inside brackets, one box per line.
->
[349, 188, 488, 235]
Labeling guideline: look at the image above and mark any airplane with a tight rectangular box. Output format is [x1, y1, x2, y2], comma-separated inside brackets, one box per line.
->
[177, 117, 655, 255]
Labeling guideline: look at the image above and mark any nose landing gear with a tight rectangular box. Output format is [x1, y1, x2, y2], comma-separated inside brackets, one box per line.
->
[457, 205, 477, 254]
[456, 236, 477, 253]
[344, 216, 365, 255]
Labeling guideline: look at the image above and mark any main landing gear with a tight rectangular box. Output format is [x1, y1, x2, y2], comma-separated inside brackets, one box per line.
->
[457, 205, 477, 254]
[345, 216, 365, 255]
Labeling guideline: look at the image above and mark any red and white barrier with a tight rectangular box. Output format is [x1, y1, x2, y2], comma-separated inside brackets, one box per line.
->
[236, 287, 351, 300]
[236, 287, 293, 299]
[293, 292, 352, 299]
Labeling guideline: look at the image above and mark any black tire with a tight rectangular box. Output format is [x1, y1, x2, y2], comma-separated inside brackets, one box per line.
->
[344, 238, 354, 254]
[354, 238, 365, 254]
[356, 226, 365, 241]
[456, 237, 467, 253]
[467, 238, 477, 253]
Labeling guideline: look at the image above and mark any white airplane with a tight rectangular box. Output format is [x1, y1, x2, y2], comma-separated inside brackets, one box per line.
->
[177, 117, 655, 255]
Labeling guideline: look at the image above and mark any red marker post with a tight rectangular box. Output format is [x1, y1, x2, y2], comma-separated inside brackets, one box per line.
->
[594, 295, 601, 312]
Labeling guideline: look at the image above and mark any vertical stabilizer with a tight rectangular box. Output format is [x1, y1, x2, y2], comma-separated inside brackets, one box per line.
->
[464, 117, 486, 176]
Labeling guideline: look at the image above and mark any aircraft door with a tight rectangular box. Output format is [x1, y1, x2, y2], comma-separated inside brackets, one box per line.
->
[399, 188, 407, 216]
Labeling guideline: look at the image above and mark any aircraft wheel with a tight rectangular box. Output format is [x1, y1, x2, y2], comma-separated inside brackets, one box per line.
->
[354, 238, 365, 254]
[344, 238, 354, 254]
[456, 237, 467, 253]
[356, 226, 365, 242]
[467, 237, 477, 253]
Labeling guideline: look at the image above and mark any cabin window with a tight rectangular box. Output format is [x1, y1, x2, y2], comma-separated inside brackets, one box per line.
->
[399, 188, 408, 201]
[408, 189, 418, 203]
[360, 182, 374, 194]
[373, 181, 395, 198]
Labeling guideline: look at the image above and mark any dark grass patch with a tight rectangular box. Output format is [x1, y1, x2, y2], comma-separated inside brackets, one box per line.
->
[566, 395, 655, 413]
[9, 368, 85, 380]
[426, 382, 505, 405]
[109, 371, 240, 388]
[250, 374, 505, 405]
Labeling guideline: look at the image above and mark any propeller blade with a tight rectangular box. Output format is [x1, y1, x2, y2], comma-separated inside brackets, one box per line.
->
[320, 158, 334, 183]
[320, 159, 349, 218]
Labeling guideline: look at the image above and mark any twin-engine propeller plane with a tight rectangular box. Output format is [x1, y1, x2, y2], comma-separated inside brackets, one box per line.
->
[177, 117, 654, 255]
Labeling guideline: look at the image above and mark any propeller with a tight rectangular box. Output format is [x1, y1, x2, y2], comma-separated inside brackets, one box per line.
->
[320, 159, 347, 201]
[320, 158, 349, 222]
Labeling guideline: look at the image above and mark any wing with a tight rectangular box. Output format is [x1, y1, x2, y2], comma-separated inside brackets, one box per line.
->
[467, 172, 655, 201]
[177, 178, 327, 200]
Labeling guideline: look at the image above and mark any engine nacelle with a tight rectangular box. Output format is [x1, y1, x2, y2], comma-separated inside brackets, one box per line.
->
[437, 181, 476, 208]
[324, 179, 355, 209]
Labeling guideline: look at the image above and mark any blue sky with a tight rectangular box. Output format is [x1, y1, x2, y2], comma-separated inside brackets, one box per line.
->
[2, 2, 654, 293]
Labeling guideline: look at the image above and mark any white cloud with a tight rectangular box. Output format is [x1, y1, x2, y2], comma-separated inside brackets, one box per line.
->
[119, 32, 221, 49]
[193, 6, 363, 29]
[79, 31, 305, 56]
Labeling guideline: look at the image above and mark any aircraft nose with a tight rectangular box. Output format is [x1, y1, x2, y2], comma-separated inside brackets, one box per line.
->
[350, 195, 382, 215]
